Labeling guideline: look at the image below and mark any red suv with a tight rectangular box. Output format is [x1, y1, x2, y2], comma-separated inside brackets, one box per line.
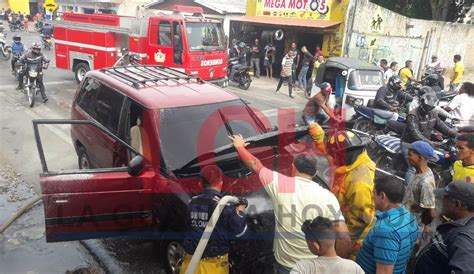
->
[33, 66, 327, 273]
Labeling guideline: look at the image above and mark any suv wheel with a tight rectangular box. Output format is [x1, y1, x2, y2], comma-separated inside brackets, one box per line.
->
[74, 63, 90, 84]
[78, 146, 91, 169]
[161, 240, 185, 274]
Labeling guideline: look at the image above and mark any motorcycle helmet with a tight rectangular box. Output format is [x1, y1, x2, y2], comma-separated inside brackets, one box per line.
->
[238, 42, 246, 48]
[418, 86, 435, 97]
[419, 92, 438, 113]
[31, 42, 41, 54]
[13, 35, 21, 42]
[388, 75, 403, 91]
[326, 129, 371, 156]
[423, 74, 439, 87]
[320, 82, 332, 94]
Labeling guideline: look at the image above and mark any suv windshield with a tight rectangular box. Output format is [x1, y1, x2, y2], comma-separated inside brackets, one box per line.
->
[347, 70, 383, 91]
[159, 100, 264, 171]
[186, 22, 225, 51]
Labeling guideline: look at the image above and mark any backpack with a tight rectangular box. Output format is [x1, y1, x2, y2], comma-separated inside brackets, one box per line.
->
[413, 232, 448, 274]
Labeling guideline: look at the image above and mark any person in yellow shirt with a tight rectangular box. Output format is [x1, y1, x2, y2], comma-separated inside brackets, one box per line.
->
[309, 124, 375, 260]
[399, 60, 417, 87]
[450, 54, 465, 92]
[453, 133, 474, 183]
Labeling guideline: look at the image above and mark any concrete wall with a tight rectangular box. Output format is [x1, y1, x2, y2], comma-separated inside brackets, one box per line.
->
[345, 0, 474, 77]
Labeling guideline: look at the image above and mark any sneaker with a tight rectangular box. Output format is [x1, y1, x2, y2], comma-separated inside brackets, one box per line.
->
[42, 97, 48, 103]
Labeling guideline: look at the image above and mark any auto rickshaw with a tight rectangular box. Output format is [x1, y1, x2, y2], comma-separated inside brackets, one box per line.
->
[310, 57, 384, 121]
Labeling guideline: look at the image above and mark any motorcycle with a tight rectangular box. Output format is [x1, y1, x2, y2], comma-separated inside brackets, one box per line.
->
[228, 57, 252, 90]
[12, 53, 24, 80]
[0, 32, 11, 60]
[371, 134, 457, 188]
[22, 61, 49, 107]
[41, 34, 53, 50]
[351, 99, 407, 134]
[9, 21, 25, 32]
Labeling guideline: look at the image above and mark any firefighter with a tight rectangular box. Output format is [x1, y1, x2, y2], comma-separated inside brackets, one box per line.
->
[17, 42, 50, 102]
[180, 165, 247, 274]
[309, 124, 376, 260]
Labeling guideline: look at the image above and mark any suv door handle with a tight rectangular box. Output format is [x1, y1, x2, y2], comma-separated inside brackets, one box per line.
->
[52, 196, 69, 204]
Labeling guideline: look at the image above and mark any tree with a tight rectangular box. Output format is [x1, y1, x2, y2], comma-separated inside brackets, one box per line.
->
[370, 0, 472, 22]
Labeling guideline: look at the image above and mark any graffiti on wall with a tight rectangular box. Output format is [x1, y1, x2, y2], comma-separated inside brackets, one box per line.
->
[349, 35, 423, 72]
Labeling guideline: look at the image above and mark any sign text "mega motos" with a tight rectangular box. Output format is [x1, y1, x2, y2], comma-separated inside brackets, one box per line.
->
[264, 0, 310, 11]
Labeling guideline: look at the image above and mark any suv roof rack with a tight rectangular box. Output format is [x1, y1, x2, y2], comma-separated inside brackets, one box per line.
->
[100, 65, 204, 89]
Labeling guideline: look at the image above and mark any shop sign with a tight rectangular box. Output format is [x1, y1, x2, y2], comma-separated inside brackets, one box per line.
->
[256, 0, 331, 19]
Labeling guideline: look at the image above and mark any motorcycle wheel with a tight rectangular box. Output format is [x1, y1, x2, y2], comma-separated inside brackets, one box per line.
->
[27, 84, 35, 108]
[353, 117, 374, 134]
[19, 25, 25, 31]
[0, 46, 11, 60]
[238, 74, 251, 90]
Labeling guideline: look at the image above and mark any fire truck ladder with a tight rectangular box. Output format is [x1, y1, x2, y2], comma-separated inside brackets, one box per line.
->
[45, 19, 135, 35]
[101, 65, 203, 88]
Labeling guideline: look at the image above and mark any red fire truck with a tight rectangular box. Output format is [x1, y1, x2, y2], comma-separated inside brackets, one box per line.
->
[51, 6, 228, 86]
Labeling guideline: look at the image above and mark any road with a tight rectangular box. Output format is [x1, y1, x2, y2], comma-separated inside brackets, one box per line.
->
[0, 30, 306, 273]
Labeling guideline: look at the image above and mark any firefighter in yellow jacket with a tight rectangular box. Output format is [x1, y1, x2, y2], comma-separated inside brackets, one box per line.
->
[309, 123, 376, 259]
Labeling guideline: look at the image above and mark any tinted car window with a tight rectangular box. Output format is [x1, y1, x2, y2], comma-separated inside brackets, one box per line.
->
[76, 78, 125, 134]
[94, 84, 125, 134]
[159, 100, 264, 171]
[77, 78, 101, 118]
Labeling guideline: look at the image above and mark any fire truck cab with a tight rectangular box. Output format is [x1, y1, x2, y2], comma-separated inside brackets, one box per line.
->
[52, 6, 228, 86]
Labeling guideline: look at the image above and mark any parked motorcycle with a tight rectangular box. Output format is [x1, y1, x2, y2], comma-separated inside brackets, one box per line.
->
[22, 62, 49, 107]
[228, 57, 252, 90]
[41, 34, 53, 50]
[9, 21, 25, 32]
[0, 32, 11, 60]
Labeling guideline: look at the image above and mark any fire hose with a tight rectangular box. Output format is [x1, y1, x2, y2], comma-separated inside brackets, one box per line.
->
[185, 195, 239, 274]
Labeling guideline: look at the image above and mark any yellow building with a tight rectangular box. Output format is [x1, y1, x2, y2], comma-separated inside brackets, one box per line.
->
[232, 0, 349, 57]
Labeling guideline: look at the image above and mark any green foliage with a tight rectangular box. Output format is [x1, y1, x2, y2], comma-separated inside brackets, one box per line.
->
[370, 0, 471, 21]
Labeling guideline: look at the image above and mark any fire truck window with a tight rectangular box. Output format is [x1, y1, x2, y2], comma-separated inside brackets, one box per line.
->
[173, 22, 183, 65]
[158, 21, 172, 47]
[94, 84, 125, 135]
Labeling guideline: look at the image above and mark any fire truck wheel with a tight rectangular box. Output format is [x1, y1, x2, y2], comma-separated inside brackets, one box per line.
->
[74, 62, 90, 84]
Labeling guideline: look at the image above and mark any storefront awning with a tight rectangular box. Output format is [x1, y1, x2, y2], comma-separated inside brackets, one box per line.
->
[232, 15, 341, 29]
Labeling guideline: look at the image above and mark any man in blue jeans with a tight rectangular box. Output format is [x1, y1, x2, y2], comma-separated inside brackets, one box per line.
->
[298, 46, 314, 91]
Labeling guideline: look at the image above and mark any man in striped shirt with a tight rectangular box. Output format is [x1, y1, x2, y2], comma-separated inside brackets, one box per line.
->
[356, 175, 419, 274]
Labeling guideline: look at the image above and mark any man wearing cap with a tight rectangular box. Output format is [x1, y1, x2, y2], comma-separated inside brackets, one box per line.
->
[403, 141, 437, 241]
[180, 165, 248, 274]
[414, 181, 474, 274]
[313, 128, 376, 260]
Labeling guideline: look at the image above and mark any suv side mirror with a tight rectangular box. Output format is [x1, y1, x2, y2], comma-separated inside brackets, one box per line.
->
[128, 155, 144, 176]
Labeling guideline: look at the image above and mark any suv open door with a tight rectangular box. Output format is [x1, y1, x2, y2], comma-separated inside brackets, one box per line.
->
[33, 119, 154, 242]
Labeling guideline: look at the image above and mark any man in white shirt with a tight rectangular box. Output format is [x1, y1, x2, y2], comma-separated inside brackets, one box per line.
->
[228, 134, 352, 273]
[444, 82, 474, 127]
[384, 61, 398, 84]
[425, 55, 446, 89]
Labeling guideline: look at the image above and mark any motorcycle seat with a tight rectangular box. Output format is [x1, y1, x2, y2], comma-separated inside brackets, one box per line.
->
[237, 66, 249, 72]
[458, 125, 474, 133]
[375, 135, 402, 154]
[355, 105, 374, 118]
[436, 91, 457, 100]
[373, 109, 396, 119]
